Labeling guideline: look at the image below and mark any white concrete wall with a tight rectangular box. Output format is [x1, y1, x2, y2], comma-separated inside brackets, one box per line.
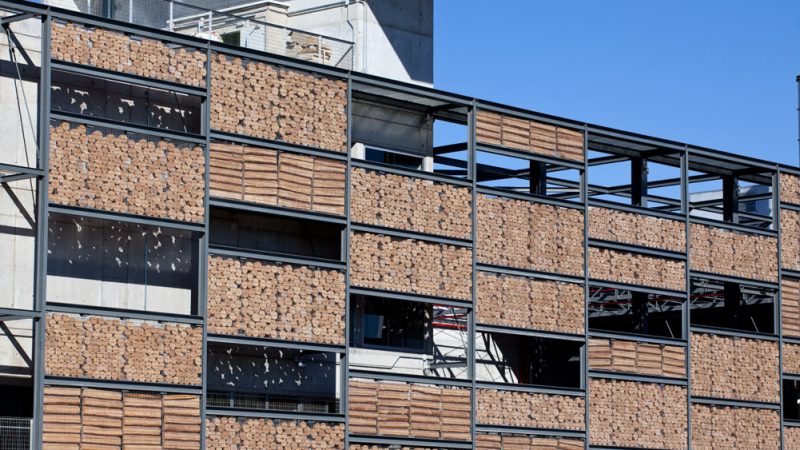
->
[0, 14, 40, 169]
[0, 180, 36, 311]
[0, 319, 32, 375]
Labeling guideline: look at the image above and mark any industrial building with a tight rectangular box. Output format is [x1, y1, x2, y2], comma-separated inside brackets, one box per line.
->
[0, 0, 799, 449]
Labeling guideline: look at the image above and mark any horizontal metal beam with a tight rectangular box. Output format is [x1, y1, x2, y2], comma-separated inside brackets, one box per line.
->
[45, 376, 203, 394]
[433, 142, 468, 155]
[209, 198, 346, 225]
[475, 323, 585, 342]
[475, 425, 586, 440]
[349, 286, 472, 309]
[45, 303, 204, 325]
[206, 408, 345, 423]
[589, 280, 686, 298]
[207, 333, 345, 353]
[474, 381, 584, 397]
[210, 130, 348, 162]
[476, 263, 585, 285]
[350, 223, 471, 247]
[689, 396, 780, 410]
[51, 61, 207, 97]
[689, 271, 779, 290]
[587, 331, 687, 347]
[208, 246, 346, 271]
[50, 111, 206, 144]
[588, 239, 686, 260]
[588, 370, 687, 386]
[689, 325, 779, 342]
[0, 163, 43, 177]
[48, 204, 206, 233]
[0, 307, 38, 320]
[347, 369, 473, 388]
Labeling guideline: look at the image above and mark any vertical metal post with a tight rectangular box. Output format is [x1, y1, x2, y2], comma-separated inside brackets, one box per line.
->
[32, 12, 52, 450]
[682, 147, 692, 450]
[582, 126, 590, 449]
[723, 175, 739, 224]
[169, 1, 174, 32]
[343, 74, 353, 450]
[796, 75, 799, 166]
[776, 168, 785, 450]
[631, 157, 648, 208]
[529, 160, 547, 196]
[128, 0, 132, 23]
[198, 43, 212, 450]
[468, 101, 478, 450]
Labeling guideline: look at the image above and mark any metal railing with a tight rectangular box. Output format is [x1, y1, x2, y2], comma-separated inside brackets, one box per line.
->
[0, 418, 31, 450]
[44, 0, 354, 69]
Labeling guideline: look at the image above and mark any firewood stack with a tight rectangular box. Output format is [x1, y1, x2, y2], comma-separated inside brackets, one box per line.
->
[781, 209, 800, 270]
[348, 380, 471, 441]
[123, 392, 163, 448]
[350, 168, 472, 239]
[588, 338, 686, 378]
[45, 313, 85, 377]
[207, 256, 346, 344]
[589, 379, 687, 449]
[476, 389, 585, 431]
[691, 404, 779, 449]
[209, 141, 346, 215]
[690, 223, 778, 282]
[589, 206, 686, 252]
[210, 53, 347, 152]
[781, 172, 800, 205]
[49, 122, 205, 223]
[205, 416, 345, 449]
[475, 110, 585, 162]
[784, 343, 800, 375]
[476, 433, 584, 450]
[476, 272, 584, 334]
[784, 277, 800, 337]
[785, 426, 800, 450]
[349, 232, 473, 300]
[588, 247, 686, 291]
[690, 333, 779, 403]
[477, 194, 584, 276]
[162, 394, 202, 449]
[42, 386, 82, 450]
[43, 387, 188, 450]
[45, 314, 202, 385]
[50, 21, 207, 87]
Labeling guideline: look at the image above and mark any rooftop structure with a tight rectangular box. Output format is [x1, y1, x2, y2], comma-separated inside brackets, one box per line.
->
[1, 1, 800, 449]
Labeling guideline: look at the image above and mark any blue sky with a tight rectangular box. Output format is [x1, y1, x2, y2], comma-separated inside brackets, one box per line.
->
[434, 0, 800, 166]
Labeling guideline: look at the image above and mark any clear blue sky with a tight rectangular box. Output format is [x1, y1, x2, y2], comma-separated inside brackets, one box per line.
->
[434, 0, 800, 166]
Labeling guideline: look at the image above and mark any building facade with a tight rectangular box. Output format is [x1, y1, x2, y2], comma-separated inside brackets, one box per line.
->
[1, 1, 800, 449]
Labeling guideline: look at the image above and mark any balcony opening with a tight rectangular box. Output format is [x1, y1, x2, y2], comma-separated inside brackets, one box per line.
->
[349, 295, 468, 380]
[688, 154, 775, 229]
[209, 207, 344, 261]
[475, 150, 582, 202]
[587, 135, 684, 214]
[785, 380, 800, 421]
[351, 90, 469, 178]
[0, 316, 33, 447]
[0, 178, 36, 311]
[690, 277, 775, 335]
[476, 330, 582, 389]
[51, 70, 203, 134]
[206, 343, 341, 414]
[47, 212, 200, 315]
[589, 286, 684, 340]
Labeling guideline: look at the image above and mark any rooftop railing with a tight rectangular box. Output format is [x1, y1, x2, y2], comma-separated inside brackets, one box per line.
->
[44, 0, 354, 69]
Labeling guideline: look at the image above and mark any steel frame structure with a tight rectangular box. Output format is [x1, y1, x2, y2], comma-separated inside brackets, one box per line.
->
[1, 1, 799, 448]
